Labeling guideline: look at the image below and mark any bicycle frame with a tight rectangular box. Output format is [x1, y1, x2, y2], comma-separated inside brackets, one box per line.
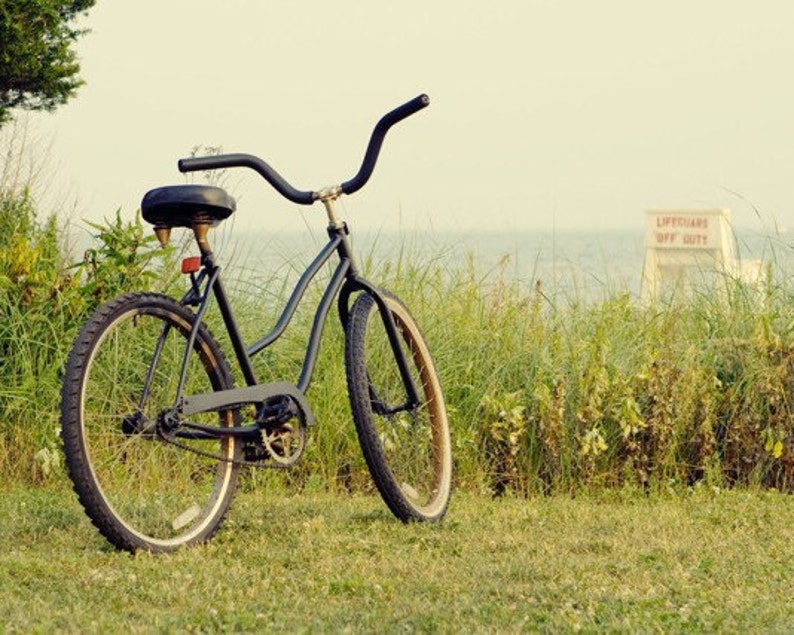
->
[159, 217, 421, 437]
[135, 95, 433, 440]
[59, 94, 450, 554]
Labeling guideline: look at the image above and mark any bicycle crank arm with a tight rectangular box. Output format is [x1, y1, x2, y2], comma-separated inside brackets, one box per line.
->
[179, 381, 315, 426]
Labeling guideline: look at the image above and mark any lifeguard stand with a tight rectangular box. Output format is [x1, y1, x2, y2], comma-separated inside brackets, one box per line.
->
[640, 209, 756, 302]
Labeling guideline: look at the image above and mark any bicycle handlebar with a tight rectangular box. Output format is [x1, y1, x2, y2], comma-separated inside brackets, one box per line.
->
[340, 93, 428, 196]
[178, 153, 315, 204]
[177, 94, 429, 205]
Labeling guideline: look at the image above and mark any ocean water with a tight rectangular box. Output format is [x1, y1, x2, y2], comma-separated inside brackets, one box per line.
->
[211, 226, 792, 302]
[63, 218, 790, 302]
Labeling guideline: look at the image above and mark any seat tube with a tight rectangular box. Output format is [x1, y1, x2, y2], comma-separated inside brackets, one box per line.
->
[213, 275, 258, 386]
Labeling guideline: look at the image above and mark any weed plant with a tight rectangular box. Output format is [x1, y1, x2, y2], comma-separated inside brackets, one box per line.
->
[209, 228, 794, 497]
[0, 159, 175, 482]
[2, 151, 794, 494]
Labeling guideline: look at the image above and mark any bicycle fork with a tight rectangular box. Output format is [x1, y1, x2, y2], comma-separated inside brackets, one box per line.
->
[338, 277, 422, 415]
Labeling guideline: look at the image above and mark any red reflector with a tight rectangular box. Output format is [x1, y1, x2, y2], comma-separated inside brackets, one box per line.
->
[181, 257, 201, 274]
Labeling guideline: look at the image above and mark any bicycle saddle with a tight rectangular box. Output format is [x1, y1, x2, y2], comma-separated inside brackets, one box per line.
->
[141, 185, 236, 228]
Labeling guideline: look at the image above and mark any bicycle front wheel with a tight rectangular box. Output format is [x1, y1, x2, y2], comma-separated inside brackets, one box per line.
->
[345, 290, 452, 521]
[60, 292, 240, 552]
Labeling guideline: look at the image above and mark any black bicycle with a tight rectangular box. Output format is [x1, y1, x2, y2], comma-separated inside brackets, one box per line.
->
[59, 95, 453, 553]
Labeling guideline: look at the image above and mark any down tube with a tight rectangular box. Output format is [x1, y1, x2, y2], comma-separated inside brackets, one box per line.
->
[296, 259, 351, 393]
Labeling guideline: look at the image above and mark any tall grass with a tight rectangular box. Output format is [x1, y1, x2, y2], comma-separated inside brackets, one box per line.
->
[210, 229, 794, 497]
[0, 130, 175, 482]
[2, 145, 794, 493]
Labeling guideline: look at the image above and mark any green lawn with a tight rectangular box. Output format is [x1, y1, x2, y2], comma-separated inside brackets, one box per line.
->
[1, 485, 792, 632]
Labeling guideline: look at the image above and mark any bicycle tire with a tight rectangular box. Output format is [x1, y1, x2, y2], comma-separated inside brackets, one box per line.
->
[60, 292, 241, 552]
[345, 290, 452, 521]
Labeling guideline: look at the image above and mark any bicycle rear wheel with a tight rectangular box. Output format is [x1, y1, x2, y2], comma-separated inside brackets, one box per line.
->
[60, 292, 240, 552]
[345, 290, 452, 521]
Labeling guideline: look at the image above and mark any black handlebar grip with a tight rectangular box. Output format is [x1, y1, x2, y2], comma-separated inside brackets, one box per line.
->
[178, 153, 315, 205]
[383, 94, 430, 125]
[178, 156, 228, 172]
[340, 94, 429, 196]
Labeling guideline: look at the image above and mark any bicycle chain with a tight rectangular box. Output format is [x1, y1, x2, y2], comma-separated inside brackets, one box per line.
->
[157, 428, 290, 470]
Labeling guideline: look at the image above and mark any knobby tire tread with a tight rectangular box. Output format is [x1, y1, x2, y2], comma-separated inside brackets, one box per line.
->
[60, 292, 239, 552]
[344, 290, 452, 522]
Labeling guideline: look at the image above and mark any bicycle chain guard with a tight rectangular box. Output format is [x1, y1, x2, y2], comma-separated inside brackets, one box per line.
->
[154, 390, 312, 470]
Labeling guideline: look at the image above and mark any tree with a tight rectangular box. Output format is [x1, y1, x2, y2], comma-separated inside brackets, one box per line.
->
[0, 0, 96, 127]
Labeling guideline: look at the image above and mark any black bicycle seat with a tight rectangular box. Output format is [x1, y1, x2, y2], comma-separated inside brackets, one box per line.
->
[141, 185, 236, 228]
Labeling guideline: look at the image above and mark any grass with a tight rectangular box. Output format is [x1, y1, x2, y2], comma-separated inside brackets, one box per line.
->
[4, 127, 794, 632]
[6, 203, 794, 495]
[4, 176, 794, 498]
[2, 154, 794, 629]
[3, 152, 794, 495]
[2, 484, 793, 632]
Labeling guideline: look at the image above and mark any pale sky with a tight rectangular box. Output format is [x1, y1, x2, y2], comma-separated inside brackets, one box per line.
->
[21, 1, 794, 234]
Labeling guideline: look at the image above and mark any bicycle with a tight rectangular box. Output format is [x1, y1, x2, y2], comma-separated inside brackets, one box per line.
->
[59, 94, 453, 553]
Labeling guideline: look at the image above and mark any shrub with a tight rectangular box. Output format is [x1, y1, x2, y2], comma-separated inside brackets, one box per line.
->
[0, 187, 173, 482]
[2, 180, 794, 495]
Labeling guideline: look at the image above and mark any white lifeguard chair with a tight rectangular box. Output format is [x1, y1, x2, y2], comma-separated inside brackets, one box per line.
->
[640, 209, 761, 303]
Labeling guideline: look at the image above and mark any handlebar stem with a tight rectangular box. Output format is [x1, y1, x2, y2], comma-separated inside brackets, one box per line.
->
[316, 185, 343, 227]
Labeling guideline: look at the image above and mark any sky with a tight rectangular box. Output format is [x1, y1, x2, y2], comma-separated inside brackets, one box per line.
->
[14, 1, 794, 234]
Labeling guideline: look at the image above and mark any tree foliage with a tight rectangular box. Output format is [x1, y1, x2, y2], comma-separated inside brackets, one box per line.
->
[0, 0, 96, 126]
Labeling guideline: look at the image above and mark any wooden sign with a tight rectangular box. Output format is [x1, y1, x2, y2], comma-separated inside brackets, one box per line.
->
[640, 209, 739, 302]
[645, 210, 727, 250]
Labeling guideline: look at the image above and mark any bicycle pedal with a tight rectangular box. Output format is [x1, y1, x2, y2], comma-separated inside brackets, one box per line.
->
[256, 395, 297, 426]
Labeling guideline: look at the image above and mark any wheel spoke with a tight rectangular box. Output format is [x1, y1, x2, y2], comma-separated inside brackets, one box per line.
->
[345, 291, 452, 522]
[60, 294, 240, 552]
